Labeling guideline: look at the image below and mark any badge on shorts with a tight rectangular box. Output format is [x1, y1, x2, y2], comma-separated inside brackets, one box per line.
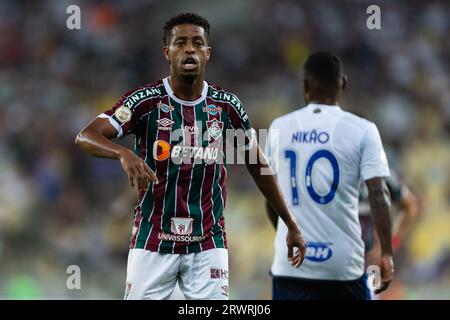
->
[114, 105, 132, 123]
[170, 217, 194, 235]
[221, 285, 229, 297]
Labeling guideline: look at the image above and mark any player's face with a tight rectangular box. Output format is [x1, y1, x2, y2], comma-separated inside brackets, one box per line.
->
[164, 24, 211, 79]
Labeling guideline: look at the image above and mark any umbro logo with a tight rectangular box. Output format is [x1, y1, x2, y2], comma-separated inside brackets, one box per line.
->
[157, 118, 174, 131]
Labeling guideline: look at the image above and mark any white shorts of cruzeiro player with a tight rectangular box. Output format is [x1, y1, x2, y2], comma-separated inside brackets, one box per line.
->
[124, 248, 229, 300]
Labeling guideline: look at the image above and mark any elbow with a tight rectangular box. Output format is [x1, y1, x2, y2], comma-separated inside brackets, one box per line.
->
[75, 129, 87, 150]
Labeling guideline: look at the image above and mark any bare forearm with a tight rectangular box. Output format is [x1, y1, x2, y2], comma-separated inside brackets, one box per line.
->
[75, 128, 128, 159]
[245, 143, 306, 266]
[369, 187, 393, 255]
[265, 200, 279, 229]
[247, 163, 298, 230]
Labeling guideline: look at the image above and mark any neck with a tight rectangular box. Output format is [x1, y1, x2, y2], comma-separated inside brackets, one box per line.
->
[169, 73, 204, 101]
[308, 99, 339, 106]
[307, 93, 340, 106]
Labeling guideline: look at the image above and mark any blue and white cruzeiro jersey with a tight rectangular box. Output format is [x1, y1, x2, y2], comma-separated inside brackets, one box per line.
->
[265, 103, 390, 280]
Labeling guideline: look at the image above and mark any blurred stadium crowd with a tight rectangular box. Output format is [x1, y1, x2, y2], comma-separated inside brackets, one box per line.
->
[0, 0, 448, 299]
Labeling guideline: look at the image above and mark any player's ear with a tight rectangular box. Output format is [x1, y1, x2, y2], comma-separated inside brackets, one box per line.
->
[206, 46, 212, 61]
[303, 79, 309, 103]
[163, 46, 170, 62]
[342, 75, 347, 90]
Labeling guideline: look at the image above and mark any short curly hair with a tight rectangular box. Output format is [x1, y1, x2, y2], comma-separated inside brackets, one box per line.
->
[163, 13, 210, 45]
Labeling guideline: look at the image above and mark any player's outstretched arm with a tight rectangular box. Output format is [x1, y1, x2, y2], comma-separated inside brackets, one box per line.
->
[366, 177, 394, 294]
[75, 117, 157, 192]
[245, 141, 306, 268]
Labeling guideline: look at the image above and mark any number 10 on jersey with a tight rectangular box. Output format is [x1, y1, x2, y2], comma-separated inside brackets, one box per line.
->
[284, 149, 340, 206]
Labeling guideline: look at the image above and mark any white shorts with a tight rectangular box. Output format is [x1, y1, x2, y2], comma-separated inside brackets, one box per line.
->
[124, 248, 229, 300]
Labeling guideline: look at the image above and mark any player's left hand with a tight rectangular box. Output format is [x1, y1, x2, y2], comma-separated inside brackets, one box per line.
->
[286, 226, 307, 268]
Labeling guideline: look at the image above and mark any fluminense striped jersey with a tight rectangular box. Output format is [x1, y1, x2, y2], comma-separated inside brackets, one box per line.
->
[99, 77, 254, 254]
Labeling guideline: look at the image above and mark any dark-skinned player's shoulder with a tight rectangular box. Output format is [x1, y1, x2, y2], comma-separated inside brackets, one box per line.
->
[206, 82, 254, 149]
[207, 83, 247, 119]
[117, 79, 165, 110]
[100, 79, 167, 138]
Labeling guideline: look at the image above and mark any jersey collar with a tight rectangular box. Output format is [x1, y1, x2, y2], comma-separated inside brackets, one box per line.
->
[306, 103, 341, 110]
[163, 76, 208, 106]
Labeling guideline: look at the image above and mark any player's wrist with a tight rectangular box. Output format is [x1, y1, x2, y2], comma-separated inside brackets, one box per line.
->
[286, 220, 301, 232]
[117, 147, 133, 160]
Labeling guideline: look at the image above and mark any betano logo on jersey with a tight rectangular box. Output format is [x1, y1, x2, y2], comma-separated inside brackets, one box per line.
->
[153, 140, 219, 162]
[153, 140, 171, 161]
[305, 242, 333, 262]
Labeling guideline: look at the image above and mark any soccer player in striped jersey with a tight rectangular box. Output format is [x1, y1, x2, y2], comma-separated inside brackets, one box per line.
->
[265, 52, 394, 300]
[76, 13, 306, 300]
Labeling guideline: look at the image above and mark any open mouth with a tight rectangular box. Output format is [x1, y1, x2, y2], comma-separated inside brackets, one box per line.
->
[182, 57, 197, 70]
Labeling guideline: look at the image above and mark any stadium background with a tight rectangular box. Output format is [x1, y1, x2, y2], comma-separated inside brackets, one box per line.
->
[0, 0, 448, 299]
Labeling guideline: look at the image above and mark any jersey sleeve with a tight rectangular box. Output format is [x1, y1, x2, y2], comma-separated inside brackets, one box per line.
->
[227, 94, 255, 150]
[360, 122, 390, 181]
[98, 88, 154, 139]
[265, 122, 280, 174]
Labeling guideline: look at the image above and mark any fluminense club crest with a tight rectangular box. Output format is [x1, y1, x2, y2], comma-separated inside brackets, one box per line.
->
[206, 119, 223, 140]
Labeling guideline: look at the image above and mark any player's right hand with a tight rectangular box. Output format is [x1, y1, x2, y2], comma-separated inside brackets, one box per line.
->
[286, 226, 307, 268]
[119, 149, 158, 192]
[375, 254, 394, 294]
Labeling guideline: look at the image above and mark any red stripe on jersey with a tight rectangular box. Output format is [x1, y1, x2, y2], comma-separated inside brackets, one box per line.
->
[130, 208, 143, 248]
[175, 105, 195, 217]
[200, 105, 224, 249]
[201, 236, 216, 251]
[134, 106, 155, 216]
[145, 97, 172, 251]
[200, 164, 215, 234]
[200, 108, 222, 238]
[173, 105, 197, 254]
